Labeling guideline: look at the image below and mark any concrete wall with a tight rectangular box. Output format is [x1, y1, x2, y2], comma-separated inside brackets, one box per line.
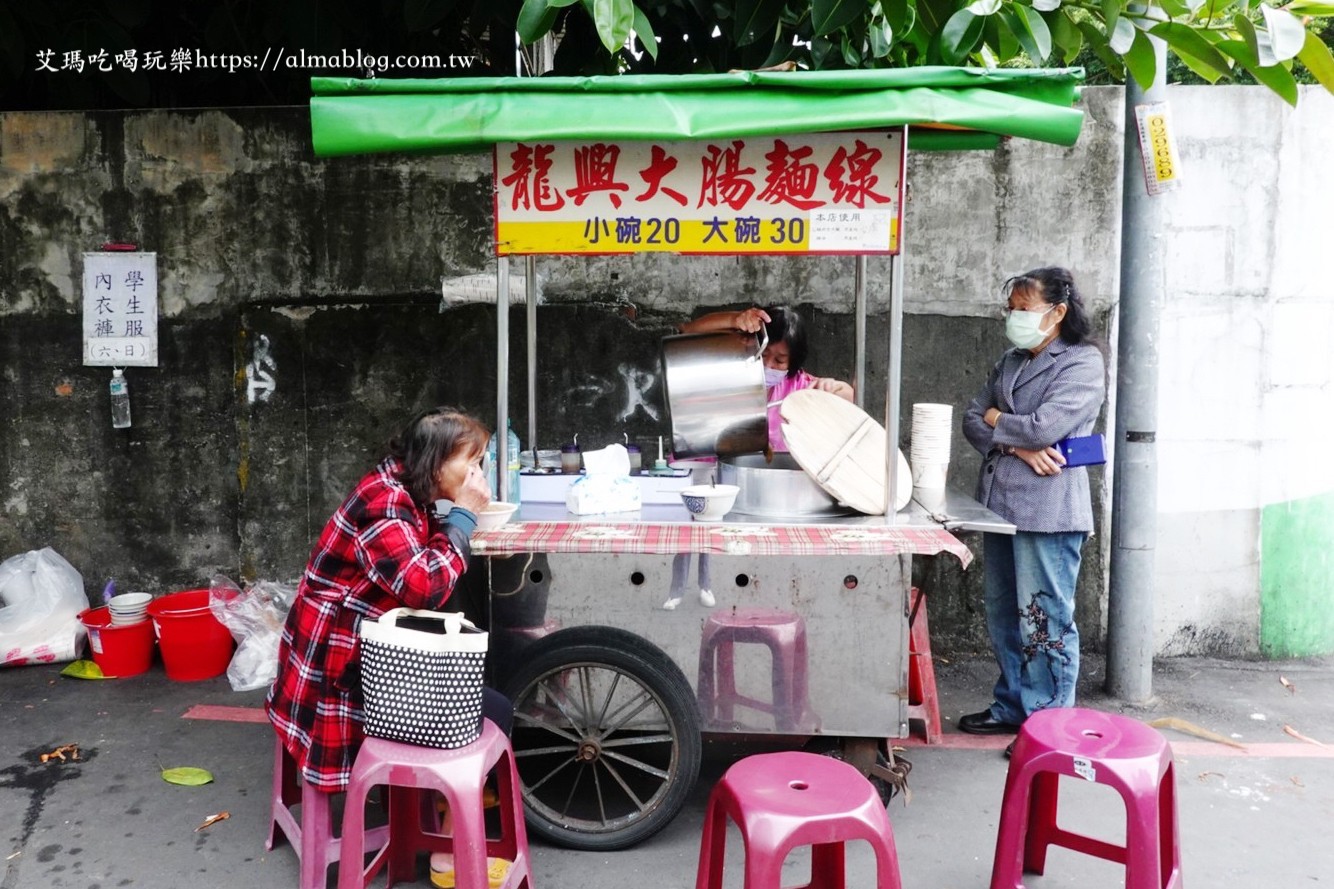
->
[2, 86, 1330, 658]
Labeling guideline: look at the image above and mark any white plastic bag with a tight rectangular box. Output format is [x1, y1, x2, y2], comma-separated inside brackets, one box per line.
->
[208, 574, 294, 692]
[0, 548, 89, 667]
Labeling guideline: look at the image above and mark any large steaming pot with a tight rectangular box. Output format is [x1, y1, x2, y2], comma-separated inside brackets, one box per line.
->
[660, 330, 768, 459]
[720, 453, 849, 517]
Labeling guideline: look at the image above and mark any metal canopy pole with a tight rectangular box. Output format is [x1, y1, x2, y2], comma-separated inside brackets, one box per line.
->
[854, 256, 867, 410]
[883, 252, 904, 520]
[495, 256, 511, 501]
[526, 256, 538, 455]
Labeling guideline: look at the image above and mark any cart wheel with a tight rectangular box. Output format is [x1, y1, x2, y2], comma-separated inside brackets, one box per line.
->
[501, 625, 702, 851]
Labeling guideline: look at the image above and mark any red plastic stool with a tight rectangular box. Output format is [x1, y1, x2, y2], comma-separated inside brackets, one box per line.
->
[697, 608, 811, 731]
[266, 736, 389, 889]
[906, 587, 942, 744]
[695, 751, 903, 889]
[989, 708, 1183, 889]
[336, 719, 531, 889]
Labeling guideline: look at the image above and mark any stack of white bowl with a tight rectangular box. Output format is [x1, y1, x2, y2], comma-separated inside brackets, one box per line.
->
[107, 592, 152, 625]
[910, 403, 954, 492]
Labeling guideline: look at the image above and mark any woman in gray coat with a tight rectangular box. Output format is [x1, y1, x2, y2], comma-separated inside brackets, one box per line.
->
[959, 267, 1106, 738]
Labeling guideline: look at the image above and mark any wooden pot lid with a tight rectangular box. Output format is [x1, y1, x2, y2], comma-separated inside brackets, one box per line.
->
[780, 389, 913, 514]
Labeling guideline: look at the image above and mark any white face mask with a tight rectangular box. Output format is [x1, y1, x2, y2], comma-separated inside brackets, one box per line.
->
[763, 367, 788, 387]
[1005, 305, 1056, 350]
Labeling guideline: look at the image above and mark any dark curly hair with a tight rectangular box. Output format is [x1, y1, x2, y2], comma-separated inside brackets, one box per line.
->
[385, 407, 489, 506]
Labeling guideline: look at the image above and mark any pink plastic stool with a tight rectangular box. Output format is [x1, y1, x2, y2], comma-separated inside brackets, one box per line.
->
[989, 707, 1183, 889]
[266, 736, 389, 889]
[695, 751, 903, 889]
[697, 608, 811, 731]
[336, 719, 531, 889]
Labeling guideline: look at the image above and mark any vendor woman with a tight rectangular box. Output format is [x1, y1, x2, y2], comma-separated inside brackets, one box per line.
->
[681, 304, 854, 452]
[267, 406, 510, 792]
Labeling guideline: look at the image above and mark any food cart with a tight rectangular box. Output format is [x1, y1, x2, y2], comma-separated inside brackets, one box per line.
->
[309, 68, 1084, 850]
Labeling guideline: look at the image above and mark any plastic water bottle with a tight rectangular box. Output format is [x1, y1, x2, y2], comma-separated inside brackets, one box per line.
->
[486, 420, 522, 503]
[109, 369, 131, 428]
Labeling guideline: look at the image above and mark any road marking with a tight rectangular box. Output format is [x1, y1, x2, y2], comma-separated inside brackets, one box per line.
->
[182, 704, 269, 724]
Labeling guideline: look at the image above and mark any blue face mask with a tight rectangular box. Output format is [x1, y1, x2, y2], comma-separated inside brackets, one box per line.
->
[763, 367, 788, 387]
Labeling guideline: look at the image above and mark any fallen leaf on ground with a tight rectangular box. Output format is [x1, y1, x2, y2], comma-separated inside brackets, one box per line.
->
[1282, 724, 1327, 748]
[40, 744, 81, 763]
[60, 660, 110, 680]
[161, 766, 215, 786]
[1279, 675, 1296, 694]
[1147, 717, 1247, 750]
[194, 812, 230, 832]
[1196, 771, 1225, 781]
[1290, 776, 1304, 787]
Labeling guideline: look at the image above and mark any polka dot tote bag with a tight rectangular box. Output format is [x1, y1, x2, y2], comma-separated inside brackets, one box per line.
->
[360, 609, 488, 749]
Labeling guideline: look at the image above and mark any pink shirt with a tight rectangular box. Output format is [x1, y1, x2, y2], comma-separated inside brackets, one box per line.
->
[766, 369, 816, 452]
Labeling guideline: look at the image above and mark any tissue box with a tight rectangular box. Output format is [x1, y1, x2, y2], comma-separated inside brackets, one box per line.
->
[566, 475, 642, 515]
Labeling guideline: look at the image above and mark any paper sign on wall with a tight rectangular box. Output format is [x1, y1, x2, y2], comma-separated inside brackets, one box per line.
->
[1134, 102, 1182, 196]
[82, 252, 158, 367]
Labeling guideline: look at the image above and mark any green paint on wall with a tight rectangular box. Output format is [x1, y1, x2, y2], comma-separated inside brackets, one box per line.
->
[1260, 490, 1334, 657]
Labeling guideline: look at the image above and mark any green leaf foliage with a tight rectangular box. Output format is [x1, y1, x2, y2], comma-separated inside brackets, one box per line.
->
[1152, 22, 1232, 81]
[1219, 37, 1301, 105]
[633, 5, 659, 58]
[588, 0, 635, 53]
[60, 659, 110, 679]
[1297, 29, 1334, 90]
[1259, 4, 1309, 63]
[517, 0, 559, 43]
[812, 0, 867, 37]
[735, 0, 787, 46]
[941, 9, 984, 64]
[161, 766, 215, 786]
[1123, 27, 1158, 89]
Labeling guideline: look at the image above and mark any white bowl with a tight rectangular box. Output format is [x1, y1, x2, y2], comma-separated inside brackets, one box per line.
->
[679, 484, 740, 522]
[475, 501, 519, 531]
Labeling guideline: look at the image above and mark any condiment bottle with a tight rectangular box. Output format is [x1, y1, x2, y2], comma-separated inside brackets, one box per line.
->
[560, 440, 582, 474]
[626, 443, 642, 473]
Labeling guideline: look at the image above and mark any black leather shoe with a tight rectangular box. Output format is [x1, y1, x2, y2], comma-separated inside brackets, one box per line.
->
[958, 710, 1022, 735]
[1004, 740, 1015, 759]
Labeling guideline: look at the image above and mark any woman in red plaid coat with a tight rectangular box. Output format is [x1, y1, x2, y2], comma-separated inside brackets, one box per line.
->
[266, 407, 501, 792]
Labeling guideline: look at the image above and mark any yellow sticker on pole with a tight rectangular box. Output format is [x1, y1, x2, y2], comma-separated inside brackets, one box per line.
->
[1134, 102, 1182, 196]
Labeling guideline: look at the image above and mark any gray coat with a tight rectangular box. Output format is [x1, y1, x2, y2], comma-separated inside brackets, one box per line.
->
[962, 338, 1105, 533]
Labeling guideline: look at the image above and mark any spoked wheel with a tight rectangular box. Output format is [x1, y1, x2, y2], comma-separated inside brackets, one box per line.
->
[502, 626, 702, 851]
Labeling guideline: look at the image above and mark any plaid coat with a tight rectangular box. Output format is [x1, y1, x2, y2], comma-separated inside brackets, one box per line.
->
[266, 457, 472, 792]
[962, 339, 1105, 533]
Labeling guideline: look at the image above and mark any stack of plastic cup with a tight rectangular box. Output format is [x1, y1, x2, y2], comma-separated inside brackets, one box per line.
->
[910, 403, 954, 492]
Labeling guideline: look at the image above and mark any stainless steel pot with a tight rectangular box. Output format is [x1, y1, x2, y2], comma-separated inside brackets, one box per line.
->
[661, 330, 768, 459]
[720, 453, 850, 517]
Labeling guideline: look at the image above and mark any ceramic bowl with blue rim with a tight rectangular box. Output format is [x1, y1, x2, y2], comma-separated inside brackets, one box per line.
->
[679, 484, 740, 522]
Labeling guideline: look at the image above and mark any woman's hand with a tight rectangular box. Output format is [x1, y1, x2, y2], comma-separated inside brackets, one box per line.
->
[734, 307, 771, 333]
[812, 377, 854, 401]
[450, 464, 492, 514]
[1014, 445, 1067, 477]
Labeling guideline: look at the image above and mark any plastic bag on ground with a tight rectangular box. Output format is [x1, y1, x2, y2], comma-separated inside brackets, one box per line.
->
[208, 574, 294, 692]
[0, 548, 90, 667]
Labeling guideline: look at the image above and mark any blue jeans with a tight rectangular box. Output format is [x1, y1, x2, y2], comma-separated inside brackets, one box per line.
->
[982, 531, 1087, 725]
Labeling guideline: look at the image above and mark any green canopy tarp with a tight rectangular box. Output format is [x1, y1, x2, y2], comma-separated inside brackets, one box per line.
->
[310, 67, 1084, 156]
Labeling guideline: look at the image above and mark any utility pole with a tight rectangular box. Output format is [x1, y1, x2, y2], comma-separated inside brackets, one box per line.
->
[1107, 35, 1174, 702]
